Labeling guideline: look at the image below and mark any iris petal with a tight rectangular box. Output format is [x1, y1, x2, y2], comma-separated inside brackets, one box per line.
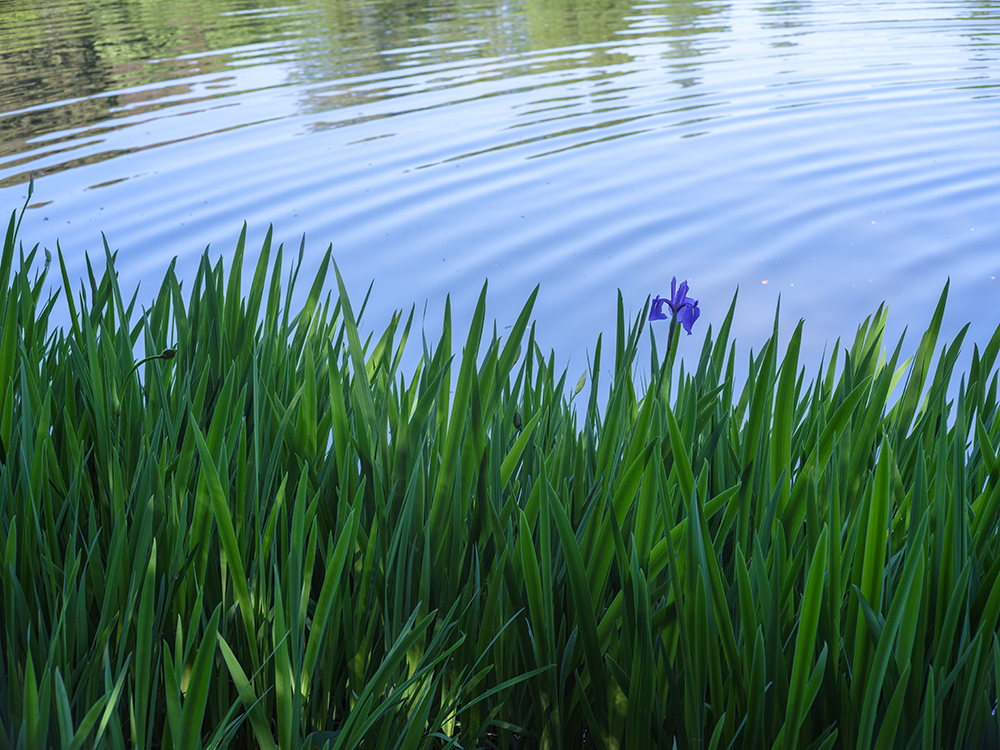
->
[678, 301, 700, 334]
[650, 277, 699, 333]
[649, 295, 669, 321]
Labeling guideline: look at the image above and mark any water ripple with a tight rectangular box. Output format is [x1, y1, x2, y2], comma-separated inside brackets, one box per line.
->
[1, 0, 998, 380]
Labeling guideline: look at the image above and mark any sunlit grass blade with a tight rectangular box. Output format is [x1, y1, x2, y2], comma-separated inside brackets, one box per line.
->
[216, 634, 277, 750]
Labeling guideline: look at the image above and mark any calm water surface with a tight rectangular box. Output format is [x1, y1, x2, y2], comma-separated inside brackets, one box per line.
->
[1, 0, 998, 388]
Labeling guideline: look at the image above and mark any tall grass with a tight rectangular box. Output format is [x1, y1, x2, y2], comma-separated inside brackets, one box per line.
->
[2, 181, 1000, 749]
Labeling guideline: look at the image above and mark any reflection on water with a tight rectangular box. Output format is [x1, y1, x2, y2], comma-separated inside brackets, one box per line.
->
[0, 0, 736, 186]
[1, 0, 999, 385]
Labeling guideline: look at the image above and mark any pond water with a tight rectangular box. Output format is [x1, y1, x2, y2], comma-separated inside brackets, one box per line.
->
[1, 0, 998, 393]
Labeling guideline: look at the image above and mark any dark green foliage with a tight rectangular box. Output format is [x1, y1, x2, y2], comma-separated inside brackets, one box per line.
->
[2, 185, 1000, 749]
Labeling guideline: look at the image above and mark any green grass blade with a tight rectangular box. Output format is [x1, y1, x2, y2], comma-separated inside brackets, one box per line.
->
[190, 416, 259, 674]
[782, 533, 827, 750]
[178, 605, 221, 750]
[549, 487, 609, 736]
[217, 634, 277, 750]
[856, 515, 928, 750]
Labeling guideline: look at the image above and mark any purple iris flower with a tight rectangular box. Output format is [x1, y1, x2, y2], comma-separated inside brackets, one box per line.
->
[650, 277, 700, 334]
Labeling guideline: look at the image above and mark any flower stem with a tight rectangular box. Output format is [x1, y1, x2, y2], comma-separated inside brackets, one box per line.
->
[666, 315, 679, 361]
[658, 314, 679, 402]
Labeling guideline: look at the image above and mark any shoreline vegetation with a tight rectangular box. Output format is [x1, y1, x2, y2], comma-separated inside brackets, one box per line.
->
[2, 182, 1000, 750]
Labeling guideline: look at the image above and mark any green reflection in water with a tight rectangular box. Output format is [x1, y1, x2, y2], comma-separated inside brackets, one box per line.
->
[0, 0, 729, 187]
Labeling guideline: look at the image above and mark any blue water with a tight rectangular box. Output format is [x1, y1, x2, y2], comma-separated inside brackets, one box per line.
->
[2, 0, 998, 391]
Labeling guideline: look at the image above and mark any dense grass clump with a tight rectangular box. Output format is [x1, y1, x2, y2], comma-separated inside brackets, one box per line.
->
[2, 182, 1000, 750]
